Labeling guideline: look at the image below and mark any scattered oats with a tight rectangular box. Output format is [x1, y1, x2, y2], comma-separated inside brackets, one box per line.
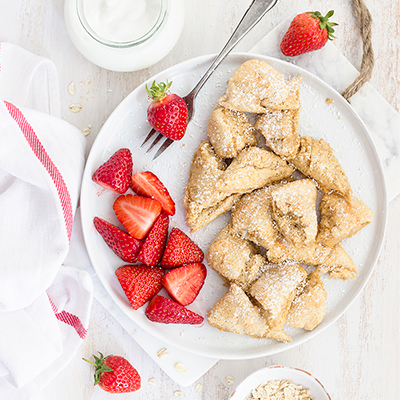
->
[325, 98, 333, 105]
[157, 348, 169, 358]
[182, 143, 186, 147]
[174, 390, 183, 397]
[245, 379, 313, 400]
[174, 362, 188, 373]
[108, 89, 113, 92]
[88, 123, 93, 128]
[225, 375, 235, 385]
[148, 378, 156, 385]
[81, 128, 91, 136]
[68, 81, 76, 95]
[195, 383, 203, 392]
[69, 103, 82, 113]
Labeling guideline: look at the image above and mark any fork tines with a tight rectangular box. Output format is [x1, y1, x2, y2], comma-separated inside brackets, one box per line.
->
[140, 129, 174, 160]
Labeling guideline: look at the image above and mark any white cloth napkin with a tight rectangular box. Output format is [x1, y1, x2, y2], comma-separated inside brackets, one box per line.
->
[0, 42, 93, 399]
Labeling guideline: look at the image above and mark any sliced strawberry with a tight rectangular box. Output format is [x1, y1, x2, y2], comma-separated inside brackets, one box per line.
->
[92, 148, 133, 194]
[115, 265, 164, 310]
[131, 171, 175, 216]
[93, 217, 142, 263]
[113, 194, 162, 240]
[161, 228, 204, 268]
[137, 212, 169, 267]
[145, 295, 203, 325]
[162, 263, 207, 306]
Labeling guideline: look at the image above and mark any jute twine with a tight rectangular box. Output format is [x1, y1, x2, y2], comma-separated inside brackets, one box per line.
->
[341, 0, 375, 100]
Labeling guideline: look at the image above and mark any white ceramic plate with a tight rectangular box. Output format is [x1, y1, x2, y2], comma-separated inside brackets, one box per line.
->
[80, 53, 387, 360]
[230, 365, 331, 399]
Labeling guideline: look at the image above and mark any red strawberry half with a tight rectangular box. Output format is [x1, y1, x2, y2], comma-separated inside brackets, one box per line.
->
[137, 212, 169, 267]
[161, 228, 204, 268]
[84, 352, 141, 393]
[113, 194, 162, 240]
[131, 171, 175, 216]
[115, 265, 164, 310]
[280, 10, 338, 57]
[92, 148, 133, 194]
[93, 217, 142, 263]
[145, 295, 204, 325]
[146, 80, 188, 141]
[162, 263, 207, 306]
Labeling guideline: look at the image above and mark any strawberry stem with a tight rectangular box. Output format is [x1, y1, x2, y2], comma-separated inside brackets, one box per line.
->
[146, 80, 173, 101]
[83, 352, 114, 386]
[311, 10, 338, 40]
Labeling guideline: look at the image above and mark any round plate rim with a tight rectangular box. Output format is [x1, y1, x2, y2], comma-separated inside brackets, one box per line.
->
[80, 52, 387, 360]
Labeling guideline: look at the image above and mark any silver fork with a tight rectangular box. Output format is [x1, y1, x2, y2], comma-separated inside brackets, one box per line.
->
[141, 0, 278, 160]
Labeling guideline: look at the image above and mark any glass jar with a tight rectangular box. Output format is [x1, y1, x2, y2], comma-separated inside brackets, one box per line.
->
[64, 0, 184, 72]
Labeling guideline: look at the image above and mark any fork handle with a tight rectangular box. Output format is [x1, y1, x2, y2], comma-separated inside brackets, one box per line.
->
[188, 0, 278, 100]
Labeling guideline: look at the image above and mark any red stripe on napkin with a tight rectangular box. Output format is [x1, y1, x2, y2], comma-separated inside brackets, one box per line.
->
[4, 101, 73, 241]
[48, 295, 88, 339]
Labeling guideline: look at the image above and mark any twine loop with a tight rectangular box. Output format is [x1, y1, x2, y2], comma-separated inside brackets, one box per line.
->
[341, 0, 375, 100]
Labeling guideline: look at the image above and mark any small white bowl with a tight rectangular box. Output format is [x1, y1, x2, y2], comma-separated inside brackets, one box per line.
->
[230, 365, 331, 400]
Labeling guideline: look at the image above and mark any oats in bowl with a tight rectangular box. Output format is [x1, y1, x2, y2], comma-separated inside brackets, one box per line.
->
[246, 379, 313, 400]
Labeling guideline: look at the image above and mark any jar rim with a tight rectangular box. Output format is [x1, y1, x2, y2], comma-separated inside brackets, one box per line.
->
[76, 0, 169, 48]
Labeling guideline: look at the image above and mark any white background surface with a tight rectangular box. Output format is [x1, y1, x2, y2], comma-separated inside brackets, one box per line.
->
[1, 1, 399, 399]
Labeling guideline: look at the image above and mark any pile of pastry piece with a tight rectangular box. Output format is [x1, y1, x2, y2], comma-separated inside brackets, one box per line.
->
[183, 59, 374, 343]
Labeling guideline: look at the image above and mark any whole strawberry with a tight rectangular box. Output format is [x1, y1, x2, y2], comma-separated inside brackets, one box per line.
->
[83, 352, 141, 393]
[146, 80, 188, 140]
[280, 10, 338, 57]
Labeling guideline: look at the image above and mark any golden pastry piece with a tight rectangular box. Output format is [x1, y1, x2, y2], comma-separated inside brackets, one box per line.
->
[218, 59, 290, 113]
[206, 224, 264, 290]
[273, 76, 302, 110]
[207, 105, 257, 159]
[317, 193, 374, 247]
[315, 244, 359, 280]
[216, 146, 295, 195]
[267, 239, 358, 280]
[207, 283, 291, 342]
[231, 186, 279, 250]
[184, 141, 241, 232]
[270, 179, 318, 247]
[254, 77, 301, 159]
[255, 108, 300, 159]
[287, 271, 327, 331]
[249, 263, 307, 331]
[288, 136, 352, 198]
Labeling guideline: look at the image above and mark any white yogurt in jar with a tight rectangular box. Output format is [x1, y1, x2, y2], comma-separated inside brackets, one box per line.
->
[83, 0, 162, 43]
[64, 0, 185, 71]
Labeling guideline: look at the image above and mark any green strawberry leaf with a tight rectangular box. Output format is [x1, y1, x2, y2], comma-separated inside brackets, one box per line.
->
[311, 10, 338, 40]
[146, 80, 173, 101]
[83, 352, 114, 386]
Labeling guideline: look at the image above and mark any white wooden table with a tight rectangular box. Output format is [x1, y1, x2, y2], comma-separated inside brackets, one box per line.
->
[1, 1, 399, 399]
